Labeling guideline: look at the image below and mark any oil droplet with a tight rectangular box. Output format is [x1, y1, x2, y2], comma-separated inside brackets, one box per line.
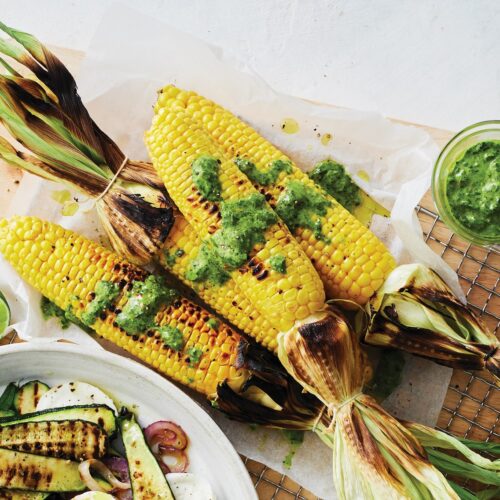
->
[320, 133, 333, 146]
[358, 170, 370, 182]
[62, 201, 79, 216]
[281, 118, 299, 134]
[51, 190, 71, 204]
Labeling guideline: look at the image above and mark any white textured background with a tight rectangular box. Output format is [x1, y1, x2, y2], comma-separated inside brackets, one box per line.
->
[2, 0, 499, 131]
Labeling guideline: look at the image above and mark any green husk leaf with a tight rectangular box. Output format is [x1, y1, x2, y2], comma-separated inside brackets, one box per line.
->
[427, 449, 500, 486]
[407, 422, 500, 471]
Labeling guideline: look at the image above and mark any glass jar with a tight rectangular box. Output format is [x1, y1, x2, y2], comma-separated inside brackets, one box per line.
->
[432, 120, 500, 247]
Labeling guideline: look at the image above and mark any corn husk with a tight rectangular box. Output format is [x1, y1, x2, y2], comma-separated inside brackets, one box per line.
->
[0, 22, 173, 264]
[365, 264, 499, 381]
[277, 308, 500, 499]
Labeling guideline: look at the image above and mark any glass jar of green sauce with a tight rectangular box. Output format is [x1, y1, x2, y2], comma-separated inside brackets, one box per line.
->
[432, 121, 500, 247]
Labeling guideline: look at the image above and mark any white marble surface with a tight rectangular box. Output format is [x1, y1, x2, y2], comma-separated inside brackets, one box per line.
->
[2, 0, 499, 131]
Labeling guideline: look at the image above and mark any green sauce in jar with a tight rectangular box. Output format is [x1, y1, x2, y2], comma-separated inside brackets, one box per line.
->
[445, 141, 500, 240]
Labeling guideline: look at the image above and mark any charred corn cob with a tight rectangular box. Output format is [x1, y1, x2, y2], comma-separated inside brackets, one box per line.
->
[160, 213, 280, 351]
[146, 103, 326, 333]
[160, 86, 396, 304]
[0, 216, 247, 397]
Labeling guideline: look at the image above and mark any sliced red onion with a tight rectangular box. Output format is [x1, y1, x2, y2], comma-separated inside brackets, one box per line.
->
[79, 459, 131, 492]
[157, 446, 189, 473]
[102, 457, 130, 483]
[102, 457, 132, 499]
[144, 421, 188, 452]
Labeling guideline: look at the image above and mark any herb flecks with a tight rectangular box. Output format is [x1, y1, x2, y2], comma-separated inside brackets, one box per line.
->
[187, 193, 277, 285]
[115, 276, 178, 335]
[235, 157, 292, 186]
[309, 159, 361, 213]
[157, 325, 184, 351]
[276, 180, 331, 241]
[207, 318, 220, 331]
[192, 155, 222, 202]
[187, 347, 203, 367]
[81, 281, 120, 326]
[269, 255, 287, 274]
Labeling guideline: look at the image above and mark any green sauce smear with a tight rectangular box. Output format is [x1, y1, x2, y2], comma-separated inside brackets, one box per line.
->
[164, 248, 184, 267]
[282, 430, 304, 469]
[187, 193, 277, 285]
[309, 159, 361, 213]
[365, 349, 405, 402]
[276, 180, 331, 241]
[269, 254, 287, 274]
[187, 347, 203, 367]
[192, 155, 222, 202]
[40, 297, 92, 333]
[41, 297, 72, 329]
[235, 157, 292, 186]
[207, 318, 220, 330]
[157, 325, 184, 352]
[81, 281, 120, 326]
[116, 276, 178, 335]
[446, 141, 500, 239]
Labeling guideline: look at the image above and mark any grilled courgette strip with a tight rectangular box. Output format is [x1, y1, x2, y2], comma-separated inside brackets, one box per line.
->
[0, 447, 85, 492]
[0, 419, 107, 461]
[0, 405, 116, 436]
[120, 412, 174, 500]
[14, 381, 50, 415]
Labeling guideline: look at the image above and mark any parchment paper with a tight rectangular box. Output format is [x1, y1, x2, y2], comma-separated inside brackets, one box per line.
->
[0, 4, 457, 498]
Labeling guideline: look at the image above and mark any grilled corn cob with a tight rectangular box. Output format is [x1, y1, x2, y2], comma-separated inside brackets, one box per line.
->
[160, 86, 396, 304]
[146, 103, 326, 333]
[160, 213, 280, 351]
[0, 216, 246, 397]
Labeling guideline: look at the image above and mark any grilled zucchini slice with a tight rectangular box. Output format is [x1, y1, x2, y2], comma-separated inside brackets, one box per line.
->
[0, 405, 116, 435]
[0, 447, 85, 492]
[0, 419, 107, 461]
[14, 381, 49, 415]
[120, 411, 174, 500]
[0, 490, 48, 499]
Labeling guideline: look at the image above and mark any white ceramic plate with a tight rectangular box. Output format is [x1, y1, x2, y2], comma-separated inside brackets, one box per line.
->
[0, 343, 257, 500]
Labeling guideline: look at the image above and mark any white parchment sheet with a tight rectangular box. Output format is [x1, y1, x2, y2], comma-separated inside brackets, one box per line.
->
[0, 4, 459, 498]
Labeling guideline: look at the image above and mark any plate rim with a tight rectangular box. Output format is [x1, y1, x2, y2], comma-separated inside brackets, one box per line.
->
[0, 342, 257, 500]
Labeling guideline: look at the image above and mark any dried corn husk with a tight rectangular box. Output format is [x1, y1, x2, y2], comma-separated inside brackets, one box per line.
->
[0, 22, 173, 264]
[365, 264, 499, 381]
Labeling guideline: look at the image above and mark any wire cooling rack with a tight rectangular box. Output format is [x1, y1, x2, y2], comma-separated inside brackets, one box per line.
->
[0, 202, 497, 500]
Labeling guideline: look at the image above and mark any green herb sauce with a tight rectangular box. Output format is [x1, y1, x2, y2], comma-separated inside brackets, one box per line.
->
[187, 347, 203, 367]
[157, 325, 184, 351]
[192, 155, 222, 202]
[187, 193, 277, 285]
[235, 157, 292, 186]
[365, 349, 405, 402]
[282, 430, 304, 469]
[81, 281, 120, 326]
[207, 318, 220, 330]
[269, 254, 287, 274]
[164, 251, 177, 267]
[40, 297, 91, 333]
[186, 241, 229, 286]
[116, 276, 178, 335]
[41, 297, 72, 329]
[446, 141, 500, 239]
[276, 180, 331, 240]
[309, 159, 361, 213]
